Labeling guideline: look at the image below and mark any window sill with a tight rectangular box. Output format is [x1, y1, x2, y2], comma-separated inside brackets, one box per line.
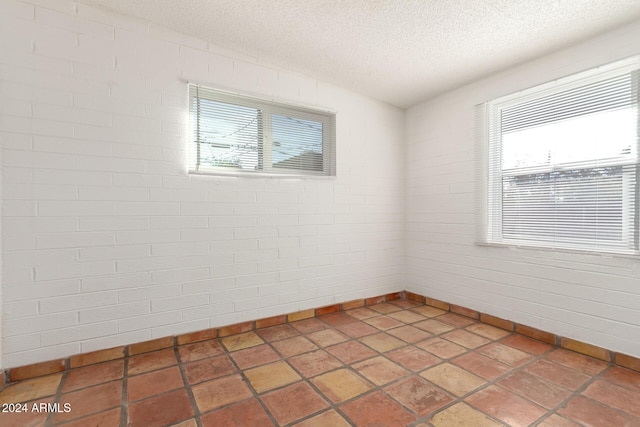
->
[475, 241, 640, 259]
[188, 170, 336, 180]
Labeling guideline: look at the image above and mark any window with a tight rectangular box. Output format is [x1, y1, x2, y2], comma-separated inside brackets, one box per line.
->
[189, 84, 336, 177]
[477, 57, 640, 255]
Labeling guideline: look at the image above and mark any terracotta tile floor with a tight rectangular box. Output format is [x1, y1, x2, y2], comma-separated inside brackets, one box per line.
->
[2, 300, 640, 426]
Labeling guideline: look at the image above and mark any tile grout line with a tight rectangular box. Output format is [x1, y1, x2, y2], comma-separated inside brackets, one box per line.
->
[217, 334, 281, 426]
[45, 364, 69, 427]
[173, 345, 203, 427]
[120, 346, 129, 427]
[536, 361, 618, 426]
[258, 328, 345, 426]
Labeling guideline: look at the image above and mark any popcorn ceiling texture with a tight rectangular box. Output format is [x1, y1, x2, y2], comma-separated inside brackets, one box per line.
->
[76, 0, 640, 108]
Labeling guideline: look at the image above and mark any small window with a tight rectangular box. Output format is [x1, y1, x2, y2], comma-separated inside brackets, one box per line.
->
[477, 57, 640, 255]
[189, 84, 336, 177]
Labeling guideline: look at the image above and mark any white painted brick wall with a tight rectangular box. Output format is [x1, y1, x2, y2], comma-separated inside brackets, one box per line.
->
[406, 20, 640, 359]
[0, 0, 405, 368]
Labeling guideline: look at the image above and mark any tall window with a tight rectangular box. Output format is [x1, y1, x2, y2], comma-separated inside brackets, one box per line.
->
[189, 84, 336, 176]
[478, 57, 639, 255]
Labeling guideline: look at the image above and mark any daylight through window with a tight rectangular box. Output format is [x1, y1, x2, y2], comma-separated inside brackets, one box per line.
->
[189, 84, 336, 176]
[478, 57, 640, 255]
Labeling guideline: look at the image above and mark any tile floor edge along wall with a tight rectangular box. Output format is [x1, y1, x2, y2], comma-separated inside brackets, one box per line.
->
[3, 290, 640, 388]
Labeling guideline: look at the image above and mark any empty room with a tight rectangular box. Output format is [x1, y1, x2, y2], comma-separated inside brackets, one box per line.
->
[1, 0, 640, 426]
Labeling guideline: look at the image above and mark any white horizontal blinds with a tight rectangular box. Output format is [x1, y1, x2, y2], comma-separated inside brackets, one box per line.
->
[501, 73, 636, 133]
[272, 113, 323, 172]
[189, 84, 336, 176]
[190, 85, 261, 171]
[487, 59, 640, 254]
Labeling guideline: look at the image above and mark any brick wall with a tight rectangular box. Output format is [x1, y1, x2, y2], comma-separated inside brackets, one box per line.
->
[405, 20, 640, 359]
[0, 0, 405, 368]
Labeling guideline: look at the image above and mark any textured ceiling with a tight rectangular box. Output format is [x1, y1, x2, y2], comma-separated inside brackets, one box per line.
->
[77, 0, 640, 108]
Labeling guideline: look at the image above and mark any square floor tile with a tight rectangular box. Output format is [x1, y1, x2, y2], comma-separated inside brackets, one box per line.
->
[345, 307, 379, 320]
[389, 299, 422, 309]
[261, 381, 329, 425]
[429, 402, 504, 427]
[127, 365, 184, 402]
[56, 407, 121, 427]
[388, 310, 426, 324]
[221, 332, 264, 352]
[256, 324, 299, 342]
[177, 340, 224, 363]
[369, 303, 403, 314]
[414, 319, 455, 335]
[352, 356, 409, 386]
[420, 363, 486, 397]
[453, 352, 512, 381]
[230, 344, 281, 370]
[0, 374, 62, 403]
[501, 334, 553, 355]
[183, 354, 236, 385]
[524, 359, 591, 390]
[311, 369, 372, 403]
[360, 332, 406, 353]
[200, 398, 274, 427]
[558, 395, 640, 427]
[599, 366, 640, 393]
[411, 306, 447, 318]
[244, 361, 301, 393]
[192, 374, 253, 413]
[128, 348, 177, 375]
[537, 414, 583, 427]
[384, 376, 454, 416]
[340, 391, 416, 426]
[128, 388, 194, 427]
[583, 379, 640, 417]
[319, 312, 358, 327]
[0, 397, 52, 427]
[478, 343, 533, 367]
[271, 336, 318, 357]
[290, 318, 327, 334]
[307, 329, 349, 347]
[387, 325, 432, 343]
[417, 337, 467, 359]
[288, 350, 343, 378]
[335, 321, 378, 338]
[386, 346, 441, 371]
[498, 371, 571, 409]
[436, 313, 477, 328]
[62, 360, 124, 392]
[442, 330, 490, 349]
[465, 323, 511, 340]
[364, 316, 404, 330]
[546, 348, 608, 375]
[54, 381, 122, 423]
[326, 341, 377, 364]
[467, 385, 546, 426]
[292, 409, 351, 426]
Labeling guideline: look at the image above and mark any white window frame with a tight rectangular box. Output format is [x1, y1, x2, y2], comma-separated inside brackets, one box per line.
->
[477, 56, 640, 256]
[189, 84, 336, 177]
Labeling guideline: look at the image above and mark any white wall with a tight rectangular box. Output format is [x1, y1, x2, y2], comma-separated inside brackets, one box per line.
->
[0, 0, 405, 368]
[406, 21, 640, 358]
